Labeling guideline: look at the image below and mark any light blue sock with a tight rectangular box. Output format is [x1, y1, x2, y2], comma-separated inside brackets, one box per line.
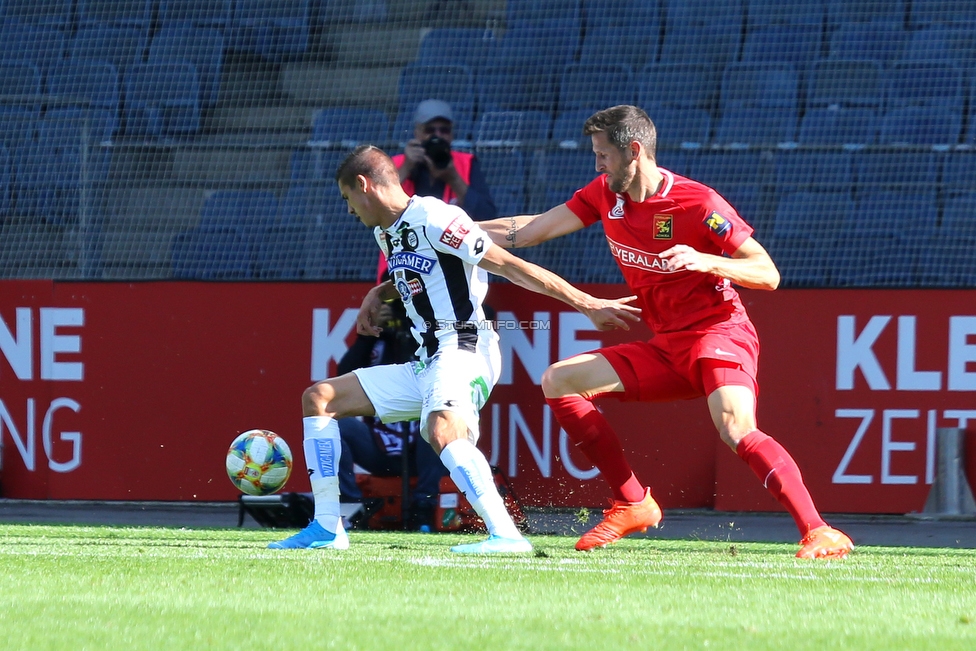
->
[303, 416, 342, 533]
[439, 439, 521, 539]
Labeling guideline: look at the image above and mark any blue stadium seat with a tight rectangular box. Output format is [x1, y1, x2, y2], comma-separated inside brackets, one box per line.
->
[477, 150, 527, 217]
[124, 62, 201, 138]
[0, 63, 42, 116]
[1, 0, 71, 28]
[665, 0, 743, 26]
[828, 22, 909, 65]
[231, 0, 310, 60]
[746, 0, 824, 26]
[0, 23, 65, 80]
[304, 197, 380, 280]
[473, 110, 551, 143]
[77, 1, 153, 29]
[910, 0, 976, 27]
[36, 109, 114, 223]
[807, 59, 883, 109]
[645, 106, 711, 146]
[507, 0, 581, 29]
[159, 0, 233, 27]
[878, 106, 961, 146]
[583, 0, 661, 25]
[902, 27, 976, 69]
[886, 61, 965, 112]
[941, 154, 976, 197]
[311, 108, 390, 145]
[551, 109, 594, 146]
[518, 222, 620, 284]
[720, 62, 798, 110]
[915, 232, 976, 287]
[773, 151, 854, 195]
[941, 193, 976, 237]
[258, 223, 307, 279]
[539, 149, 596, 209]
[714, 107, 797, 145]
[0, 145, 10, 216]
[798, 107, 877, 145]
[771, 191, 853, 239]
[171, 226, 253, 279]
[47, 61, 120, 134]
[852, 191, 939, 239]
[579, 24, 659, 71]
[70, 27, 148, 73]
[150, 26, 224, 108]
[688, 150, 771, 226]
[416, 28, 497, 69]
[200, 190, 279, 234]
[638, 63, 722, 111]
[659, 22, 742, 68]
[478, 22, 581, 113]
[827, 0, 907, 26]
[741, 25, 824, 69]
[558, 63, 635, 113]
[854, 151, 939, 193]
[290, 148, 347, 182]
[397, 63, 475, 139]
[766, 191, 852, 287]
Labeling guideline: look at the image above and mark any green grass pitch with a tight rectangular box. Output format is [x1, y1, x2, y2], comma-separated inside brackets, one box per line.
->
[1, 524, 975, 651]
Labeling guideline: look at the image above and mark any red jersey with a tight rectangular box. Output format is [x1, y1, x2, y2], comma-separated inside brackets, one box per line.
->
[566, 168, 754, 334]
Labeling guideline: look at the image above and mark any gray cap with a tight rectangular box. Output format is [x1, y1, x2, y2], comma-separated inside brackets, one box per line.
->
[413, 99, 454, 124]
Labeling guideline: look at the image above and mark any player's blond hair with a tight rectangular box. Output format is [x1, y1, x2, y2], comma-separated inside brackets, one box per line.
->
[583, 105, 657, 161]
[335, 145, 400, 188]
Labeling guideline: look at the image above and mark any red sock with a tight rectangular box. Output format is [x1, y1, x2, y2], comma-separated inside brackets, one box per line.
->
[546, 395, 645, 503]
[736, 430, 826, 536]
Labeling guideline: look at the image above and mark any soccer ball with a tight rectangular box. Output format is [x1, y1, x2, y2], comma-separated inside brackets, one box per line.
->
[225, 429, 293, 496]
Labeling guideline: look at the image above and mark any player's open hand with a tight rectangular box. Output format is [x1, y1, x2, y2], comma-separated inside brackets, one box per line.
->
[659, 244, 713, 273]
[582, 295, 642, 331]
[356, 288, 386, 337]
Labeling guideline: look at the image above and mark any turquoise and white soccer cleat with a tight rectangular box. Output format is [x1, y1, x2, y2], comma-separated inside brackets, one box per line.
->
[450, 535, 533, 554]
[267, 520, 349, 550]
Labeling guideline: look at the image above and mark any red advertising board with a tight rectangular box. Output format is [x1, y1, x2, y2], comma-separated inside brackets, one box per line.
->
[1, 281, 974, 514]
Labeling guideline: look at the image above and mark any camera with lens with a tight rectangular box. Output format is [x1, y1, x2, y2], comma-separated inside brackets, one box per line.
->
[422, 136, 453, 169]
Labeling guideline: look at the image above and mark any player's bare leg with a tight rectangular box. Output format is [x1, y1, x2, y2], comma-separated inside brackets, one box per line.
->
[707, 383, 852, 559]
[427, 411, 532, 554]
[268, 374, 376, 550]
[542, 354, 661, 551]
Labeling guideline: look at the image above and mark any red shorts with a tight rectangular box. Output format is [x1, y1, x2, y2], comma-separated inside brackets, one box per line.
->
[596, 320, 760, 402]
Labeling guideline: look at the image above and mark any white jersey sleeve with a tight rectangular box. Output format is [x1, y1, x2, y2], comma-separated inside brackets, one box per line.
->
[424, 205, 492, 265]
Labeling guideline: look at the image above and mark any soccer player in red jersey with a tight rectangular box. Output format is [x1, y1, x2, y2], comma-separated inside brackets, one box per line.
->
[480, 105, 853, 559]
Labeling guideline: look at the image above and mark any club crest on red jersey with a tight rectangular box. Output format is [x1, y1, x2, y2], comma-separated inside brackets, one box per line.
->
[654, 214, 673, 239]
[704, 211, 731, 236]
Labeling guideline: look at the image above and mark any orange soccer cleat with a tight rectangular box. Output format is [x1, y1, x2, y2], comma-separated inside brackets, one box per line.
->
[575, 488, 663, 551]
[796, 525, 854, 559]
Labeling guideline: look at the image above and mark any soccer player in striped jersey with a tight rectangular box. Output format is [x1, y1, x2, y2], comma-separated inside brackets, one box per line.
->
[269, 145, 641, 553]
[479, 105, 853, 559]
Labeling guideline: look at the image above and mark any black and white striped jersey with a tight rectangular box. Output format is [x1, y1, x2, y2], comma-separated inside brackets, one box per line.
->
[375, 195, 497, 361]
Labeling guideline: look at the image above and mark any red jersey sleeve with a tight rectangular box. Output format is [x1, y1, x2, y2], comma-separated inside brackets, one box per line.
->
[565, 176, 606, 226]
[699, 189, 753, 255]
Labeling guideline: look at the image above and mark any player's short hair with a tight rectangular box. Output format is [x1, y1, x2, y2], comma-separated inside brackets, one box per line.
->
[335, 144, 400, 189]
[583, 105, 657, 160]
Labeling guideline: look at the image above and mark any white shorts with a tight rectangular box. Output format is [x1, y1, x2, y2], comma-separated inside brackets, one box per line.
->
[352, 345, 501, 444]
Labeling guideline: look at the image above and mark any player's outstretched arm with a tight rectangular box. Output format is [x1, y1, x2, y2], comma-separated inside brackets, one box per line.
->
[356, 280, 400, 336]
[479, 204, 586, 249]
[659, 237, 781, 290]
[477, 244, 641, 331]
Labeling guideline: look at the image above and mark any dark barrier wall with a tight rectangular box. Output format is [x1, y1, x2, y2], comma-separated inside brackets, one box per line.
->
[1, 281, 974, 513]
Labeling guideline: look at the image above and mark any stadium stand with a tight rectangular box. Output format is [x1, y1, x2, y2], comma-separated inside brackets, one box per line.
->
[0, 0, 970, 287]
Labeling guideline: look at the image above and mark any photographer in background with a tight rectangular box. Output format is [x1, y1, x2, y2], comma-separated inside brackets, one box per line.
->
[393, 98, 497, 221]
